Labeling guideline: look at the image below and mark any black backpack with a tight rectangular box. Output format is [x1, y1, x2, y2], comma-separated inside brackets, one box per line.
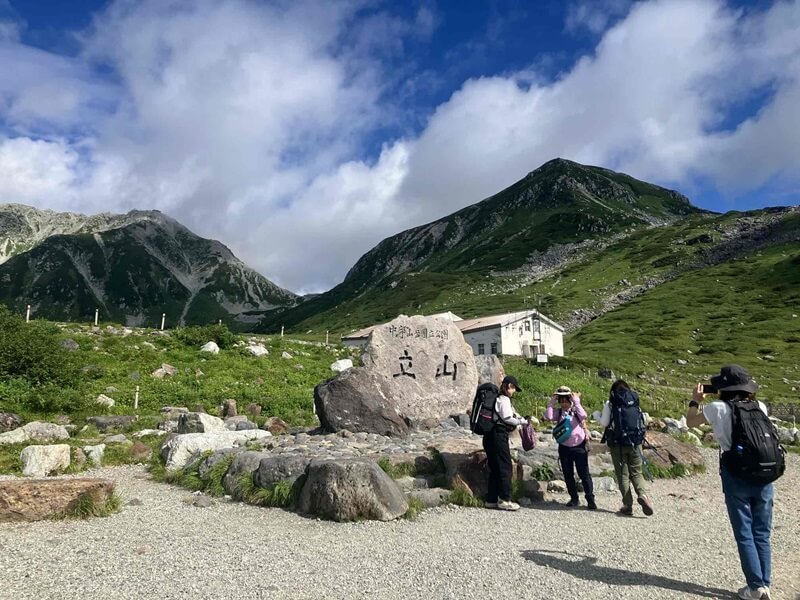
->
[470, 383, 500, 435]
[721, 399, 786, 485]
[607, 389, 645, 446]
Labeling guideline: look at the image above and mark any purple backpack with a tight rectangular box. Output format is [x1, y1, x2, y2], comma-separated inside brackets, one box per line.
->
[520, 422, 537, 451]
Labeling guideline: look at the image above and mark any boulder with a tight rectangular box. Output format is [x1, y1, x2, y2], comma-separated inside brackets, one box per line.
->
[95, 394, 115, 408]
[105, 434, 131, 445]
[641, 431, 704, 470]
[254, 455, 311, 491]
[0, 427, 29, 445]
[0, 479, 115, 522]
[246, 404, 262, 417]
[21, 444, 71, 477]
[134, 429, 167, 438]
[360, 315, 479, 427]
[197, 448, 240, 481]
[597, 368, 615, 380]
[130, 441, 152, 462]
[61, 339, 80, 351]
[281, 352, 293, 359]
[263, 417, 289, 435]
[87, 415, 136, 433]
[296, 458, 408, 522]
[161, 430, 271, 470]
[160, 406, 189, 419]
[330, 359, 353, 373]
[221, 399, 238, 418]
[247, 344, 269, 357]
[474, 354, 505, 387]
[314, 367, 409, 437]
[234, 421, 258, 431]
[22, 422, 69, 443]
[177, 413, 227, 434]
[223, 451, 269, 498]
[151, 363, 178, 379]
[0, 413, 23, 433]
[200, 341, 220, 355]
[407, 488, 449, 508]
[83, 444, 106, 466]
[430, 437, 503, 500]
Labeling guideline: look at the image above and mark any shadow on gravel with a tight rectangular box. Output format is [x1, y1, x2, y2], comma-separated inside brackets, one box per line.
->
[525, 502, 618, 516]
[521, 550, 732, 598]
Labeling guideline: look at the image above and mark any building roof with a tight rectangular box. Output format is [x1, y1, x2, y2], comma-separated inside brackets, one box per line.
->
[456, 310, 564, 333]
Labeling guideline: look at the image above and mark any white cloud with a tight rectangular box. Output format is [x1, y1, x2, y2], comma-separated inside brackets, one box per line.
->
[566, 0, 633, 34]
[0, 0, 798, 294]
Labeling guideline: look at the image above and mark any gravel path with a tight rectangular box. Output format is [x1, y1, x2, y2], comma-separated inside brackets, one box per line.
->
[1, 449, 798, 600]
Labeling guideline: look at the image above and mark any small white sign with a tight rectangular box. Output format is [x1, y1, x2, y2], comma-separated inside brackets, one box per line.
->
[536, 354, 549, 364]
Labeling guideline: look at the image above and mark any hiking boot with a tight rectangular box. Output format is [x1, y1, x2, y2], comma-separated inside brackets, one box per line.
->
[587, 499, 598, 510]
[617, 506, 633, 516]
[496, 500, 520, 511]
[484, 502, 498, 509]
[737, 586, 770, 599]
[637, 495, 654, 516]
[565, 498, 579, 508]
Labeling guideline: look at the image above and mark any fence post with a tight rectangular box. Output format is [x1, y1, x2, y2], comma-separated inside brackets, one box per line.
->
[160, 313, 166, 331]
[326, 330, 329, 344]
[134, 385, 140, 410]
[281, 326, 284, 338]
[94, 308, 99, 326]
[25, 304, 31, 323]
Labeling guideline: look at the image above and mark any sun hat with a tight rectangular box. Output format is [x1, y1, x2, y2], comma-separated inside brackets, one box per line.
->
[555, 386, 572, 396]
[710, 364, 758, 394]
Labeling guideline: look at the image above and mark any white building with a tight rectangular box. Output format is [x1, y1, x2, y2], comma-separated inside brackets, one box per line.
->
[340, 309, 564, 358]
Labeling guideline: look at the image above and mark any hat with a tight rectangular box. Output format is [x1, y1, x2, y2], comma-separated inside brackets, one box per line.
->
[710, 365, 758, 394]
[555, 386, 572, 396]
[501, 375, 522, 392]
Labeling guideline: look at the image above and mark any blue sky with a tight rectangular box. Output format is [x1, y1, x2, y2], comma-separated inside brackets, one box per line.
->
[0, 0, 798, 292]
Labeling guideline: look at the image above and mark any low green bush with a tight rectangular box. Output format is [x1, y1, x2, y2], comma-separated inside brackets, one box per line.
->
[173, 323, 238, 349]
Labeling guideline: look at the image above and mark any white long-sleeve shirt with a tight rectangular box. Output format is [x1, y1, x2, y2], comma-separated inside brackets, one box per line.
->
[599, 401, 612, 428]
[495, 394, 523, 428]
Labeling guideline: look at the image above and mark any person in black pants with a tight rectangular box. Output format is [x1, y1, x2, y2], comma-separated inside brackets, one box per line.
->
[484, 375, 527, 511]
[545, 387, 596, 509]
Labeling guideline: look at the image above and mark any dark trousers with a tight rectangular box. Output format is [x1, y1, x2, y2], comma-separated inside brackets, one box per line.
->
[559, 441, 594, 502]
[483, 427, 513, 502]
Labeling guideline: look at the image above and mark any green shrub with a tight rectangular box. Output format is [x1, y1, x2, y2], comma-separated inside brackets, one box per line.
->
[377, 457, 416, 479]
[0, 306, 78, 387]
[446, 482, 483, 507]
[403, 496, 425, 520]
[531, 463, 555, 481]
[173, 323, 238, 349]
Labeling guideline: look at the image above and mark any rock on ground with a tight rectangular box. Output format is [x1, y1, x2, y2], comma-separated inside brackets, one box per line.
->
[0, 478, 114, 522]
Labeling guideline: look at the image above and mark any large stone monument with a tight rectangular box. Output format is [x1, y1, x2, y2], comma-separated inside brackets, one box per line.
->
[315, 315, 478, 435]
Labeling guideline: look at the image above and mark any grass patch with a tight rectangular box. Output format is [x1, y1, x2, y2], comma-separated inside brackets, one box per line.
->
[234, 471, 296, 507]
[403, 496, 425, 520]
[531, 463, 555, 481]
[61, 491, 122, 519]
[645, 462, 706, 479]
[446, 481, 483, 508]
[377, 457, 416, 479]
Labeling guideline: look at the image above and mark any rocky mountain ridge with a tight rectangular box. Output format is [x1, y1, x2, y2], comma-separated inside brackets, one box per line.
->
[0, 204, 298, 326]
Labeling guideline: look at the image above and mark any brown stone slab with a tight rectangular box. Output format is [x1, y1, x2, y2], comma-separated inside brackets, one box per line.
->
[0, 478, 115, 522]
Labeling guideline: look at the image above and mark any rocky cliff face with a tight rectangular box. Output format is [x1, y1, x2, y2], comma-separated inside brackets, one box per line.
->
[0, 204, 298, 326]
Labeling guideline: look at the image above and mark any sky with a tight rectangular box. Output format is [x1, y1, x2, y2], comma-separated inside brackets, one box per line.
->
[0, 0, 798, 294]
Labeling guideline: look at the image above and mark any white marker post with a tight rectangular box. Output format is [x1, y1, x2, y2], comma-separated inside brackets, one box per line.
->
[281, 326, 284, 338]
[94, 308, 99, 326]
[326, 330, 329, 344]
[134, 385, 140, 410]
[25, 305, 31, 323]
[160, 313, 166, 331]
[218, 319, 222, 325]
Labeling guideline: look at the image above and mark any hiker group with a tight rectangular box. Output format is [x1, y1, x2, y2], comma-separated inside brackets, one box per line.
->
[471, 364, 786, 600]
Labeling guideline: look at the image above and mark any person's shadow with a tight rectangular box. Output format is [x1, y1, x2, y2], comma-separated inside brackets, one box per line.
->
[520, 549, 732, 598]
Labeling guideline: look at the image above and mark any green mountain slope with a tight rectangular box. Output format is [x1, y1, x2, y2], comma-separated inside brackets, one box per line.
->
[258, 158, 704, 332]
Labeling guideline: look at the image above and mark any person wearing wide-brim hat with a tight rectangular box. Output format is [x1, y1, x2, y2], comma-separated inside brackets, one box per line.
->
[685, 365, 776, 600]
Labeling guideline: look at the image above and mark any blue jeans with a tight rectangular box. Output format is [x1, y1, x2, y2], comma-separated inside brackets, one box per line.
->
[721, 465, 774, 589]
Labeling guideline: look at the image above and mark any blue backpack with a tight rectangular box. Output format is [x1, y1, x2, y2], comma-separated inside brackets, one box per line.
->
[609, 389, 645, 446]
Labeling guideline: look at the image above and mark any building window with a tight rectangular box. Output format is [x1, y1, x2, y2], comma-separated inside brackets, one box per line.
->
[477, 344, 485, 355]
[490, 342, 498, 355]
[524, 320, 531, 331]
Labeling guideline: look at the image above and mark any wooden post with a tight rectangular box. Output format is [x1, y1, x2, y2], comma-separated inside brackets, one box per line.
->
[280, 326, 284, 338]
[160, 313, 166, 331]
[25, 305, 31, 323]
[326, 330, 329, 344]
[134, 385, 140, 410]
[94, 308, 99, 326]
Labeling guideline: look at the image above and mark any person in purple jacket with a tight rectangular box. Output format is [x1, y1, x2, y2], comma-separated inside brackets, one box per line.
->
[545, 386, 596, 509]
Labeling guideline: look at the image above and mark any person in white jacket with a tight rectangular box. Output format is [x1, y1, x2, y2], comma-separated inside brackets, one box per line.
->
[484, 375, 527, 511]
